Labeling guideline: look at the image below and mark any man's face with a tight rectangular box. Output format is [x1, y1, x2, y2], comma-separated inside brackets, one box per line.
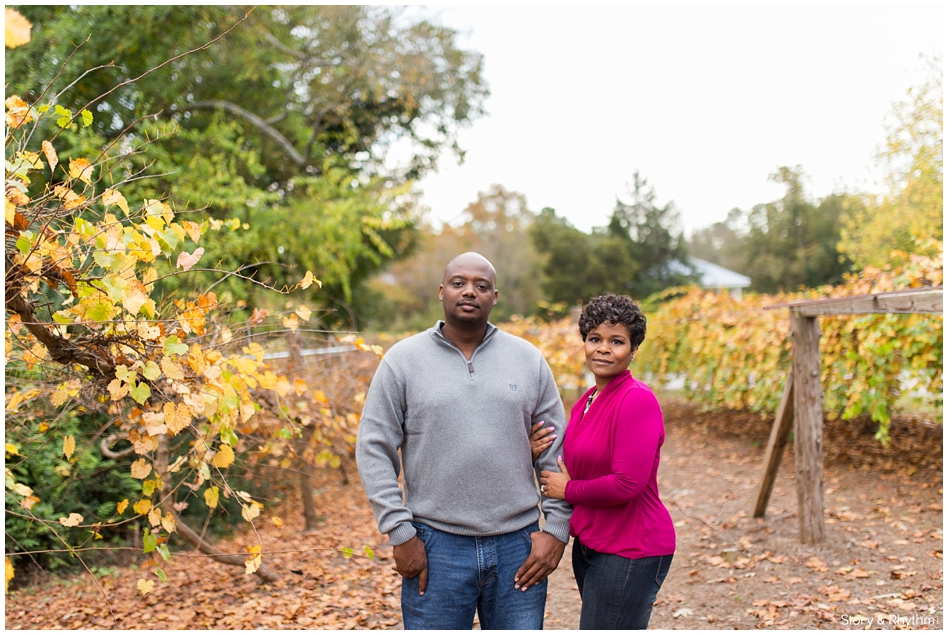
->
[439, 257, 498, 324]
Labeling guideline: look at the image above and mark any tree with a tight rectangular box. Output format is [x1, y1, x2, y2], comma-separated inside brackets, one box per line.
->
[606, 171, 691, 297]
[529, 207, 639, 308]
[839, 55, 943, 269]
[689, 167, 854, 293]
[3, 10, 383, 598]
[369, 185, 542, 328]
[5, 5, 489, 325]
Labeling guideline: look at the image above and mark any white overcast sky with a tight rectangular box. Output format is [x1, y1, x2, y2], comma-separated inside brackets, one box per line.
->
[393, 4, 943, 235]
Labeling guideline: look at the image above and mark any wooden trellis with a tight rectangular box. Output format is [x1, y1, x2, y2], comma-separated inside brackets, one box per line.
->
[751, 287, 943, 544]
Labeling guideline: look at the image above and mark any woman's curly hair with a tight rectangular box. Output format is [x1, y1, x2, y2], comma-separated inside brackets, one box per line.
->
[578, 293, 647, 350]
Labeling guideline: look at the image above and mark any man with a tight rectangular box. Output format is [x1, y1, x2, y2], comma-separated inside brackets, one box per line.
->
[356, 252, 571, 630]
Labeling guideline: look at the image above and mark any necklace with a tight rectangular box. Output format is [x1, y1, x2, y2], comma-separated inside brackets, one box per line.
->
[583, 389, 597, 416]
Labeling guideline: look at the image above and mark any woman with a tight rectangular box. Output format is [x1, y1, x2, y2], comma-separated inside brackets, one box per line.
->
[532, 293, 675, 629]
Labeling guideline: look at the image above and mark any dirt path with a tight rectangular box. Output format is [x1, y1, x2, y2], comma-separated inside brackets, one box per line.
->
[5, 398, 942, 629]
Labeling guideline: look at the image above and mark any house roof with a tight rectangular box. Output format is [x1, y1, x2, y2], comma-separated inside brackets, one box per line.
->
[691, 257, 751, 289]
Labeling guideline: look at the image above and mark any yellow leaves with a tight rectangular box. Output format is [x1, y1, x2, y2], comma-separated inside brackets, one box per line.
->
[241, 501, 262, 523]
[58, 513, 83, 527]
[12, 483, 32, 497]
[62, 435, 76, 460]
[188, 344, 206, 375]
[148, 506, 162, 527]
[122, 285, 150, 317]
[164, 401, 192, 436]
[271, 516, 283, 528]
[182, 220, 204, 243]
[137, 578, 155, 596]
[108, 379, 129, 401]
[294, 378, 308, 397]
[117, 499, 129, 515]
[161, 511, 176, 534]
[282, 313, 300, 332]
[53, 185, 85, 210]
[130, 458, 152, 480]
[175, 247, 204, 271]
[212, 444, 235, 469]
[178, 300, 208, 336]
[133, 499, 153, 515]
[204, 486, 219, 509]
[138, 320, 161, 341]
[296, 304, 312, 321]
[5, 8, 31, 48]
[5, 443, 19, 456]
[245, 544, 262, 575]
[5, 556, 14, 595]
[4, 95, 31, 129]
[68, 158, 94, 185]
[161, 356, 186, 381]
[299, 270, 320, 289]
[6, 389, 40, 413]
[102, 188, 129, 215]
[53, 380, 80, 407]
[275, 376, 291, 398]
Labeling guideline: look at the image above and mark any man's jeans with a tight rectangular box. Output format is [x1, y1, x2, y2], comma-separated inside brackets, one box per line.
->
[401, 521, 547, 630]
[572, 538, 672, 629]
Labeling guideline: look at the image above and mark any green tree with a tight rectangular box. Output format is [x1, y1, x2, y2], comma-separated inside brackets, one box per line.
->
[529, 207, 639, 308]
[5, 5, 488, 325]
[743, 167, 853, 292]
[690, 167, 854, 293]
[839, 55, 943, 268]
[606, 171, 691, 297]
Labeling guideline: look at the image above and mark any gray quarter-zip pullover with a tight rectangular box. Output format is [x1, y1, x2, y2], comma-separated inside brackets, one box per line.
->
[356, 321, 572, 546]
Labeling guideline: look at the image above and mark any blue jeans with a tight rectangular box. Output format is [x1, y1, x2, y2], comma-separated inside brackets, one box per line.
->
[401, 521, 547, 630]
[572, 538, 672, 630]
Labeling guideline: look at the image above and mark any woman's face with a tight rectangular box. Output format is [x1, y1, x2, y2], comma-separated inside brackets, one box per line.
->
[584, 321, 634, 385]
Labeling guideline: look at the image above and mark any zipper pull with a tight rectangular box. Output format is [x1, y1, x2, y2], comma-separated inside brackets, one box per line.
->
[468, 360, 474, 375]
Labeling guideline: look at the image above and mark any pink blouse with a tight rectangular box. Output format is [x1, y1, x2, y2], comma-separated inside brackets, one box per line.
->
[563, 370, 676, 559]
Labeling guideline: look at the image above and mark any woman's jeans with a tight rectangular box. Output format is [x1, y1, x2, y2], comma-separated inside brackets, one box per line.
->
[572, 538, 673, 629]
[401, 521, 547, 630]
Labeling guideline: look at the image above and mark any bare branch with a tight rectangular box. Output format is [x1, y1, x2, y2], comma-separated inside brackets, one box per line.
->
[100, 434, 136, 460]
[183, 100, 306, 166]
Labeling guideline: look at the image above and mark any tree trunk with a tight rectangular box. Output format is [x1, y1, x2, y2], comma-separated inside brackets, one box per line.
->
[155, 435, 280, 582]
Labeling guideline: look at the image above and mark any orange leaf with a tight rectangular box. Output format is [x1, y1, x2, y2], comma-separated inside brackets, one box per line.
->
[5, 9, 31, 48]
[41, 140, 58, 174]
[4, 94, 31, 128]
[68, 158, 94, 185]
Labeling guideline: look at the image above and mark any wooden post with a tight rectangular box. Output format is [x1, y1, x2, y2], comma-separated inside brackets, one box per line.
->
[752, 368, 794, 518]
[791, 311, 825, 544]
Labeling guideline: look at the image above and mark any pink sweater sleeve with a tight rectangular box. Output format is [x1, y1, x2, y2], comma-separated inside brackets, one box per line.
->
[564, 389, 663, 507]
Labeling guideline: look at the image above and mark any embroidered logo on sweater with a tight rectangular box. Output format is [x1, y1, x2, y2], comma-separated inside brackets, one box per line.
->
[509, 384, 517, 392]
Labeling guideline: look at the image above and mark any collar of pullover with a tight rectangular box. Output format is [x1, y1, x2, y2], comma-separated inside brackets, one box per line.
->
[431, 320, 498, 354]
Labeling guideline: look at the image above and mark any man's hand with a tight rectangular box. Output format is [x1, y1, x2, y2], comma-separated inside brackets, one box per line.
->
[514, 531, 566, 591]
[393, 536, 428, 595]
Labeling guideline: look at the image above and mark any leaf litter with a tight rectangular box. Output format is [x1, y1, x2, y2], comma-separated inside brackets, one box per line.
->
[5, 397, 943, 629]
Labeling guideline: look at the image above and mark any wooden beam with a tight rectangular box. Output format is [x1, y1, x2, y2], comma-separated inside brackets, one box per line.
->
[791, 311, 825, 544]
[768, 288, 942, 316]
[752, 369, 794, 518]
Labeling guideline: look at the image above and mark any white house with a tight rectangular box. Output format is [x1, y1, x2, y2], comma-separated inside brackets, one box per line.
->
[687, 257, 752, 299]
